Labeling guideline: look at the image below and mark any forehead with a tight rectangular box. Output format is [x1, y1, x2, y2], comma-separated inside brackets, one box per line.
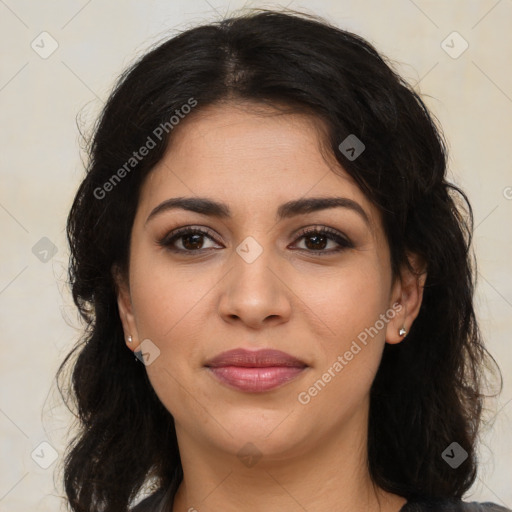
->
[139, 101, 377, 225]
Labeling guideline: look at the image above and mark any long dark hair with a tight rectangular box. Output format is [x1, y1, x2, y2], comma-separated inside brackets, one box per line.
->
[56, 9, 501, 511]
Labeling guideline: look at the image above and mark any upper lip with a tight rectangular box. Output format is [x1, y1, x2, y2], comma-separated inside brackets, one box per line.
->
[205, 349, 307, 368]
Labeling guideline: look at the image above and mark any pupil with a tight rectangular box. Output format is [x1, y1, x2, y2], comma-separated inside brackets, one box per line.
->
[306, 234, 326, 250]
[183, 234, 203, 250]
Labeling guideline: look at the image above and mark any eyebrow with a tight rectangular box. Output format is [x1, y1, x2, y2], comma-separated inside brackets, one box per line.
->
[145, 196, 370, 226]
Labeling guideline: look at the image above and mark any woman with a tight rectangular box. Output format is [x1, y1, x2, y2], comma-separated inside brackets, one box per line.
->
[57, 9, 509, 512]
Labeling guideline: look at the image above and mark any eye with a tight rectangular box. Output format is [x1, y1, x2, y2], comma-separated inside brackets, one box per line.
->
[158, 225, 353, 255]
[291, 226, 353, 255]
[157, 226, 221, 253]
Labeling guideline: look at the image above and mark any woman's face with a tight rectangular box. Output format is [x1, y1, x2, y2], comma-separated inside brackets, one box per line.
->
[117, 101, 419, 464]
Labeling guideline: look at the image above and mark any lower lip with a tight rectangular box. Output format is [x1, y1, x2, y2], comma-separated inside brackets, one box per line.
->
[207, 366, 306, 392]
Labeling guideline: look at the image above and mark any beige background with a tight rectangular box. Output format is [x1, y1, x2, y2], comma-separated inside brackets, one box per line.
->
[0, 0, 511, 510]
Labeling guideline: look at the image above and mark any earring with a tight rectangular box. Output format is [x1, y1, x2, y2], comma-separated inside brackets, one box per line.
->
[399, 327, 407, 337]
[127, 335, 133, 343]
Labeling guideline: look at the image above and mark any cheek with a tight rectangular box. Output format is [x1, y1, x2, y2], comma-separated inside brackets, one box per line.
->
[129, 249, 212, 341]
[128, 250, 215, 382]
[128, 259, 212, 420]
[296, 265, 390, 408]
[305, 263, 390, 347]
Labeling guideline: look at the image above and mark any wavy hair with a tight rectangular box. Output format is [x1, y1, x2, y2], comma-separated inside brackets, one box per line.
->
[56, 9, 501, 511]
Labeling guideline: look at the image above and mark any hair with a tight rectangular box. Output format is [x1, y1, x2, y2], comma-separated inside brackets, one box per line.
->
[56, 8, 501, 511]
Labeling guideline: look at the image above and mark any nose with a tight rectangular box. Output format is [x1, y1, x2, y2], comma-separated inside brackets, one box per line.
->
[217, 243, 292, 330]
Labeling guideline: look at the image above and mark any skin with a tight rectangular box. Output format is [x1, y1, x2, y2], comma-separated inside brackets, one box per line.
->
[115, 101, 426, 512]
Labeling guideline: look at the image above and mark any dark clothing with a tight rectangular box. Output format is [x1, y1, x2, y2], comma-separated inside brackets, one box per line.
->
[399, 498, 510, 511]
[131, 488, 511, 511]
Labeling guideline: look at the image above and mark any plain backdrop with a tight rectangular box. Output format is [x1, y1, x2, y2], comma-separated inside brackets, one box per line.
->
[0, 1, 511, 510]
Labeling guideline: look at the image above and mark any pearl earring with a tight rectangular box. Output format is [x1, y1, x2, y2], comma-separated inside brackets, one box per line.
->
[399, 327, 407, 337]
[127, 335, 133, 343]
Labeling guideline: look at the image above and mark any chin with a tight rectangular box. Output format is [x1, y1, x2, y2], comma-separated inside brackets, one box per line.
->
[207, 410, 311, 459]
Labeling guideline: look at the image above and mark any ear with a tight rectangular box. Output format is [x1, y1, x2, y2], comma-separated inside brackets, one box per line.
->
[112, 265, 140, 353]
[385, 252, 427, 345]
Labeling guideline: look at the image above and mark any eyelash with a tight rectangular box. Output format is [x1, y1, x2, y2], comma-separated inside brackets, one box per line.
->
[157, 225, 354, 256]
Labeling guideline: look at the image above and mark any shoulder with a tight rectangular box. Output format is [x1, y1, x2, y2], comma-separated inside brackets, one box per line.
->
[401, 498, 511, 512]
[130, 493, 511, 512]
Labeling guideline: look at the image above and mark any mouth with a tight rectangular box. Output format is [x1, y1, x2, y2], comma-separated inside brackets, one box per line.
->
[204, 348, 308, 393]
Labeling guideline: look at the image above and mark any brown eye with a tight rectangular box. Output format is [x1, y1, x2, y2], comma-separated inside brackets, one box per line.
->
[158, 227, 221, 253]
[180, 232, 206, 250]
[292, 226, 353, 255]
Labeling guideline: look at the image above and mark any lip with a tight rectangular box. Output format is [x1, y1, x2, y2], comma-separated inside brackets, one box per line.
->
[205, 349, 308, 393]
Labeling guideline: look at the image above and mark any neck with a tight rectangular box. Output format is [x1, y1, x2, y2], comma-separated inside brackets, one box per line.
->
[171, 405, 406, 512]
